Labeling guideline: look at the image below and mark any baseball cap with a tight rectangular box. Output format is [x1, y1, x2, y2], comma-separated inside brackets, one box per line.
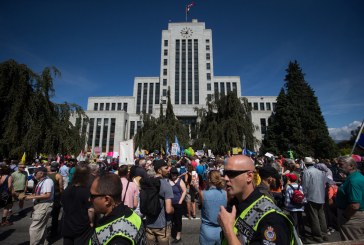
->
[285, 173, 297, 182]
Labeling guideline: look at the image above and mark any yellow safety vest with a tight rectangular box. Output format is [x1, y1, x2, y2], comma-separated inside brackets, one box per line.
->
[221, 195, 300, 245]
[89, 211, 145, 245]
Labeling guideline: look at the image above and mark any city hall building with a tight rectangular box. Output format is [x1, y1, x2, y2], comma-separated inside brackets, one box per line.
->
[77, 20, 277, 154]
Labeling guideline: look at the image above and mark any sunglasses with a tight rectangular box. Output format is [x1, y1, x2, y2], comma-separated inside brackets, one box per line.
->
[223, 169, 253, 178]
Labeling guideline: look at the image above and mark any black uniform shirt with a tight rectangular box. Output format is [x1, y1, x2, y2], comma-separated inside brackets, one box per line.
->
[236, 188, 291, 245]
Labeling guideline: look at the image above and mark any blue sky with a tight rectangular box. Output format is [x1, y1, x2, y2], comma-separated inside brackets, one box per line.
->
[1, 0, 363, 140]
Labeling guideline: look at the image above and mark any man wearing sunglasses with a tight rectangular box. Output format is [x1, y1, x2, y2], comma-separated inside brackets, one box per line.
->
[89, 173, 146, 244]
[218, 155, 297, 245]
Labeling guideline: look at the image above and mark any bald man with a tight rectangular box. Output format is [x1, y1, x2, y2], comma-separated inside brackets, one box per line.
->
[218, 155, 297, 245]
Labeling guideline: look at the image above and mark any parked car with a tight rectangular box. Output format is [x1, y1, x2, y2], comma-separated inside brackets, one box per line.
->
[25, 166, 37, 192]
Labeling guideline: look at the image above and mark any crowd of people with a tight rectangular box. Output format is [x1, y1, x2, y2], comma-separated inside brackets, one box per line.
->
[0, 153, 363, 244]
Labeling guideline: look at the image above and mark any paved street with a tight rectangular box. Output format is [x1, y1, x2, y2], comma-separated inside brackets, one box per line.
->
[0, 199, 347, 245]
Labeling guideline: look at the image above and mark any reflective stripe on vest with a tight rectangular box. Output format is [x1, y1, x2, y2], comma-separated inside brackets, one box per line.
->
[90, 211, 144, 245]
[222, 195, 296, 245]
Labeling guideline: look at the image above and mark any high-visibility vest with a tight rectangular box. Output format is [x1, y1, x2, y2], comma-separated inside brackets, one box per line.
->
[221, 195, 301, 245]
[89, 211, 146, 245]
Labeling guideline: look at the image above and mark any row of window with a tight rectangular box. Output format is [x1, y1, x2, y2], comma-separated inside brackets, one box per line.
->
[248, 102, 277, 111]
[94, 102, 128, 112]
[88, 118, 116, 153]
[129, 120, 142, 139]
[136, 83, 161, 114]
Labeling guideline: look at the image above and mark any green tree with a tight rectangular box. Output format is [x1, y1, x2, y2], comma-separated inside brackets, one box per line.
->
[0, 60, 87, 159]
[194, 91, 257, 154]
[262, 61, 337, 158]
[134, 88, 189, 152]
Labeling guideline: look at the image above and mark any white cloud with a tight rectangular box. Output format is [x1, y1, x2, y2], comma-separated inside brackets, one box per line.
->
[328, 121, 362, 141]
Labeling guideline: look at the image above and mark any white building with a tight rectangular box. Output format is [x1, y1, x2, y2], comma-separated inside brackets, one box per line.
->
[78, 20, 276, 153]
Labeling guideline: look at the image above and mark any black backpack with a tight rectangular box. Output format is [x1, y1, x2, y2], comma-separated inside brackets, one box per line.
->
[139, 177, 162, 217]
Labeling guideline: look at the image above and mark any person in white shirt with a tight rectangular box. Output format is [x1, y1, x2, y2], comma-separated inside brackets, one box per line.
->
[24, 167, 54, 245]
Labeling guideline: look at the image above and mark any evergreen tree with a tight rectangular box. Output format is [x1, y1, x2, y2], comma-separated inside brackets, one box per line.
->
[134, 88, 189, 152]
[0, 60, 86, 158]
[262, 61, 337, 158]
[194, 91, 256, 154]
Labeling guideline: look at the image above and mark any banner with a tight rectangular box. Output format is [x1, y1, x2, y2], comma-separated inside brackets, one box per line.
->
[119, 139, 134, 165]
[171, 143, 179, 156]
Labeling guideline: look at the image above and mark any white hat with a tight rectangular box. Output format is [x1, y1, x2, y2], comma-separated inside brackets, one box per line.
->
[304, 157, 313, 164]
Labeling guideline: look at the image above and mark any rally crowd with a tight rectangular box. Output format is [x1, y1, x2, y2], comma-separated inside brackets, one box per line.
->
[0, 153, 363, 245]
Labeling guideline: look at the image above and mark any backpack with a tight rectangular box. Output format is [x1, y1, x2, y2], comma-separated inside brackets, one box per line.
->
[0, 176, 10, 208]
[288, 184, 305, 205]
[139, 177, 162, 217]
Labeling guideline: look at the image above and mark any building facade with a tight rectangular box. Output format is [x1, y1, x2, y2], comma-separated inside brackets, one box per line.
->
[78, 20, 276, 153]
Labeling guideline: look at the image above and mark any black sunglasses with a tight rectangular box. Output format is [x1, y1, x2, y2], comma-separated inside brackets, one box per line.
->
[223, 169, 253, 178]
[90, 194, 106, 200]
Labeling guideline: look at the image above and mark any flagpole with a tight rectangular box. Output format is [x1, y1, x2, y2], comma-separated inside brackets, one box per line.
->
[350, 119, 364, 155]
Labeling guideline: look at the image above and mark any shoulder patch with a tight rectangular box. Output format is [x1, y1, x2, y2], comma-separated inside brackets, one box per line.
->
[263, 226, 276, 241]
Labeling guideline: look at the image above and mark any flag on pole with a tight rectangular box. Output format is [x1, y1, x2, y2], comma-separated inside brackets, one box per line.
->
[175, 135, 181, 156]
[166, 136, 170, 155]
[186, 2, 195, 14]
[21, 152, 26, 163]
[351, 119, 364, 154]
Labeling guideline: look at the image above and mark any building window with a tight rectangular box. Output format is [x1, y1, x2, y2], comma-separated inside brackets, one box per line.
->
[253, 102, 258, 110]
[136, 83, 142, 113]
[273, 103, 277, 111]
[163, 69, 167, 76]
[142, 83, 148, 114]
[260, 102, 265, 111]
[164, 49, 168, 56]
[260, 118, 267, 134]
[227, 83, 231, 92]
[188, 39, 192, 104]
[155, 83, 160, 104]
[206, 39, 210, 43]
[207, 94, 212, 102]
[102, 118, 108, 152]
[207, 83, 211, 91]
[95, 118, 102, 147]
[206, 45, 210, 51]
[266, 103, 271, 111]
[94, 103, 98, 111]
[123, 103, 128, 112]
[164, 59, 167, 66]
[214, 82, 219, 100]
[149, 83, 154, 114]
[105, 103, 110, 111]
[164, 40, 168, 47]
[109, 118, 115, 151]
[194, 39, 199, 104]
[163, 89, 167, 96]
[181, 39, 186, 104]
[100, 103, 104, 111]
[175, 39, 180, 104]
[232, 82, 237, 92]
[163, 79, 167, 86]
[137, 121, 142, 131]
[206, 53, 210, 60]
[162, 100, 166, 104]
[129, 121, 135, 139]
[206, 63, 210, 70]
[220, 82, 225, 95]
[88, 118, 95, 148]
[111, 103, 115, 110]
[117, 103, 122, 111]
[207, 73, 211, 80]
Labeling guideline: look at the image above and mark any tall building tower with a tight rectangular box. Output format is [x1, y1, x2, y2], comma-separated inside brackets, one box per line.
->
[78, 20, 275, 154]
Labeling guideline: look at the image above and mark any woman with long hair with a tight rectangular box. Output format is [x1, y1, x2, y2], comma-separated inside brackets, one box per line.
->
[61, 163, 94, 244]
[198, 170, 227, 245]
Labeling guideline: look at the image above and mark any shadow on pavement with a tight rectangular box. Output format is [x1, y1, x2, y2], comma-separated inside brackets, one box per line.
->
[0, 228, 16, 241]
